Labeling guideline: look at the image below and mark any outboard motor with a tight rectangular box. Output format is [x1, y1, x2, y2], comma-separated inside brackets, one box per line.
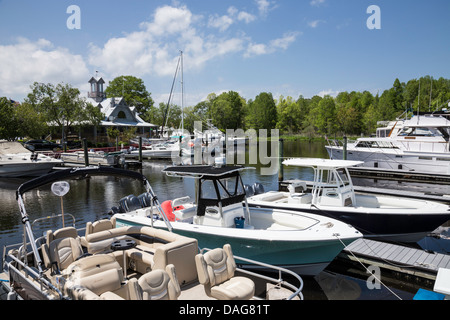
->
[244, 184, 255, 197]
[253, 183, 265, 195]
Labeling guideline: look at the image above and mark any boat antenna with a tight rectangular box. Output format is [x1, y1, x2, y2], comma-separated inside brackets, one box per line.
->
[417, 79, 420, 124]
[429, 77, 433, 112]
[181, 50, 184, 133]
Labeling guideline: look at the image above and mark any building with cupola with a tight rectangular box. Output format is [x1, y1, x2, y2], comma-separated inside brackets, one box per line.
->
[85, 76, 158, 143]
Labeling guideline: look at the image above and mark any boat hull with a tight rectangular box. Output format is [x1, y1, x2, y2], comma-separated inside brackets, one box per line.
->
[0, 161, 60, 177]
[247, 202, 450, 242]
[113, 213, 360, 276]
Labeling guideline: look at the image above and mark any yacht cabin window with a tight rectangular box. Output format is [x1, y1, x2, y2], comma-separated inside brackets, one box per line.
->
[398, 127, 442, 137]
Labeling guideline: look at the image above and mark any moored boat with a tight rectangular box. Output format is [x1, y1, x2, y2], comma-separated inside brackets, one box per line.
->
[1, 166, 303, 300]
[112, 165, 362, 276]
[247, 158, 450, 242]
[0, 140, 62, 177]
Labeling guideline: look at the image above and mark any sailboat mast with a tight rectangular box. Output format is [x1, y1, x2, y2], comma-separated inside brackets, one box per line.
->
[180, 50, 184, 133]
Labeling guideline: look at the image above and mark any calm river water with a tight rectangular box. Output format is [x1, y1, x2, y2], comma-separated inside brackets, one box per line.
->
[1, 139, 443, 300]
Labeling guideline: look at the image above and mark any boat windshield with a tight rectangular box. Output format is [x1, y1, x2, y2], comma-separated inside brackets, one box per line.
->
[398, 127, 442, 137]
[200, 176, 245, 200]
[197, 174, 246, 216]
[326, 168, 350, 187]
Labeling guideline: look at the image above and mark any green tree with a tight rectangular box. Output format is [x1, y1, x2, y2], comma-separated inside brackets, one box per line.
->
[15, 102, 49, 139]
[247, 92, 277, 131]
[210, 91, 245, 130]
[315, 96, 336, 135]
[105, 75, 154, 121]
[0, 98, 19, 140]
[25, 82, 104, 139]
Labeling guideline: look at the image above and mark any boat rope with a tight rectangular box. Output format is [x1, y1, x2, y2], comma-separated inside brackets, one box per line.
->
[335, 235, 403, 300]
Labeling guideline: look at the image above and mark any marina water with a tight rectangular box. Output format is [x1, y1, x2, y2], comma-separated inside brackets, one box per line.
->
[1, 140, 448, 300]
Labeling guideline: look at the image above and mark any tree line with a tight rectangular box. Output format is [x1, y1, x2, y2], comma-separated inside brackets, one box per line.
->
[1, 75, 449, 141]
[150, 75, 450, 137]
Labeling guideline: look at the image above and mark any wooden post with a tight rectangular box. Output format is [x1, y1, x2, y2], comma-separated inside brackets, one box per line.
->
[278, 138, 284, 182]
[139, 136, 143, 164]
[83, 138, 89, 167]
[343, 136, 347, 160]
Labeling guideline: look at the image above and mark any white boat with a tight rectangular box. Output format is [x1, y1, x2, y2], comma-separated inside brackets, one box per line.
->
[326, 113, 450, 174]
[0, 141, 62, 177]
[246, 158, 450, 242]
[1, 166, 303, 300]
[112, 165, 362, 276]
[60, 150, 123, 166]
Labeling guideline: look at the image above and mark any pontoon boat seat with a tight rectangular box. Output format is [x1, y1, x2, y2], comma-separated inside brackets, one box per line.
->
[64, 254, 140, 300]
[81, 218, 116, 247]
[85, 219, 115, 236]
[42, 237, 84, 275]
[195, 244, 255, 300]
[46, 226, 79, 246]
[138, 264, 181, 300]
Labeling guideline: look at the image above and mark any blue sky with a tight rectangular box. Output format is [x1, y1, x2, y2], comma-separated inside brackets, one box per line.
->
[0, 0, 449, 107]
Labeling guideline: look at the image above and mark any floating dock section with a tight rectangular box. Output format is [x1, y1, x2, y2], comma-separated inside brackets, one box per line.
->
[340, 238, 450, 281]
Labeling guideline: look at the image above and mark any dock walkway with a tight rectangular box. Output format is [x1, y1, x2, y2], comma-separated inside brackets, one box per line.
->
[341, 238, 450, 281]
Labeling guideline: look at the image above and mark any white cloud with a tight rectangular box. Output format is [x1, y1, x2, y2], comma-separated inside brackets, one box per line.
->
[270, 31, 300, 50]
[308, 20, 325, 28]
[310, 0, 326, 7]
[0, 3, 300, 102]
[238, 11, 256, 23]
[208, 14, 234, 32]
[317, 89, 340, 97]
[255, 0, 275, 16]
[90, 5, 298, 77]
[0, 38, 89, 99]
[208, 6, 256, 32]
[245, 31, 300, 57]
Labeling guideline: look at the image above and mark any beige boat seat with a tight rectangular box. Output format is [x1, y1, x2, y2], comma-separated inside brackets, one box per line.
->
[195, 244, 255, 300]
[65, 254, 140, 300]
[85, 219, 115, 236]
[42, 237, 84, 275]
[46, 226, 79, 246]
[81, 218, 116, 248]
[138, 264, 181, 300]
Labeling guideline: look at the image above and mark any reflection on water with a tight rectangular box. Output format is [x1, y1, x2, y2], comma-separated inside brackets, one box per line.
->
[0, 140, 443, 300]
[0, 140, 326, 248]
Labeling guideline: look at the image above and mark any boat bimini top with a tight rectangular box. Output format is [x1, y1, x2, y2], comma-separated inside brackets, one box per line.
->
[15, 166, 173, 274]
[163, 165, 250, 217]
[282, 158, 363, 207]
[282, 158, 363, 170]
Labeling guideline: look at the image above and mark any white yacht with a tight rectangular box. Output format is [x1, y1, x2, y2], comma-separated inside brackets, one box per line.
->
[326, 114, 450, 174]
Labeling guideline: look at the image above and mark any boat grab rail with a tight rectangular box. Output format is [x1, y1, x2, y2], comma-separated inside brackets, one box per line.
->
[6, 252, 64, 300]
[200, 247, 304, 300]
[31, 213, 76, 229]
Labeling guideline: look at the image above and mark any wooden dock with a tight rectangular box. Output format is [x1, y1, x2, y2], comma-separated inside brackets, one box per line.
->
[340, 238, 450, 281]
[348, 166, 450, 185]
